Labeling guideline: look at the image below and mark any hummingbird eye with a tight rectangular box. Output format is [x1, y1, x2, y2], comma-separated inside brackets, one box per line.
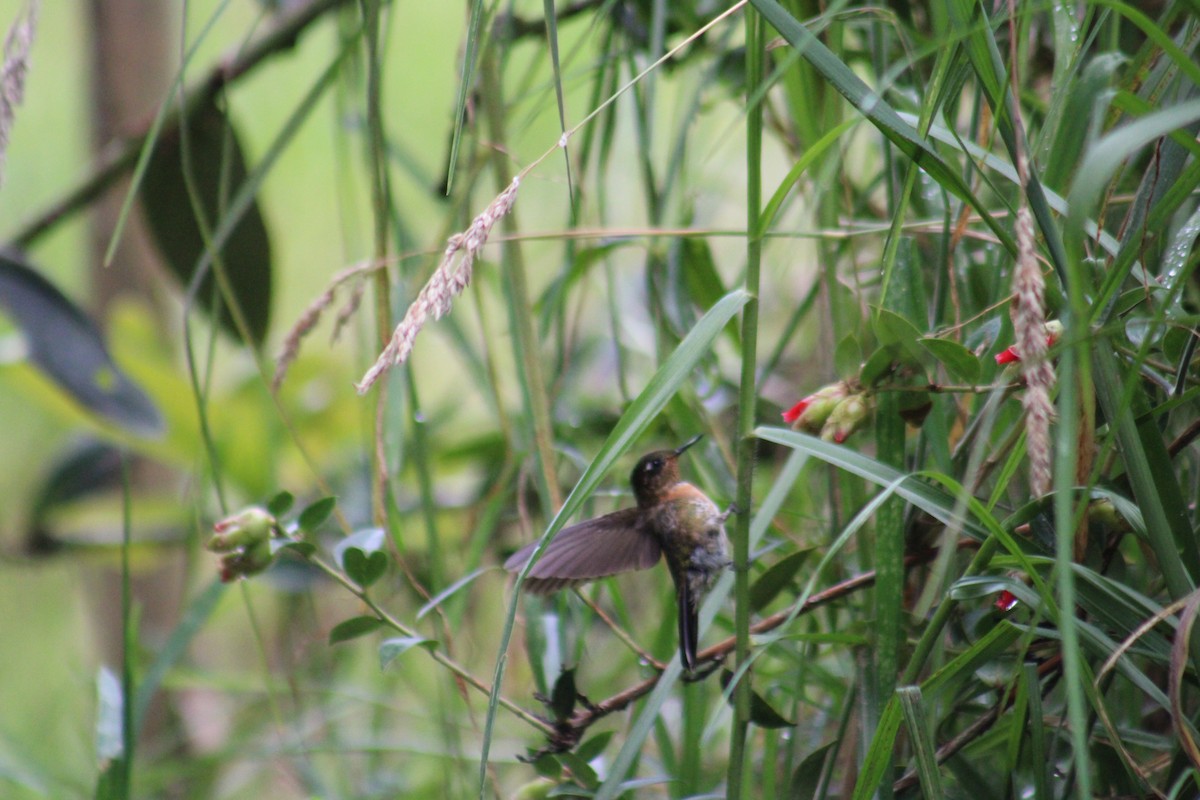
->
[645, 458, 663, 473]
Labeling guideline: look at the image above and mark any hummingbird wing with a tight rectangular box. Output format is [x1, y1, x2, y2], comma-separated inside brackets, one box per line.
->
[504, 507, 662, 595]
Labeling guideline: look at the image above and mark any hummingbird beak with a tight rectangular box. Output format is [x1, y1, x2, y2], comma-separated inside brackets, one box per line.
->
[675, 434, 704, 456]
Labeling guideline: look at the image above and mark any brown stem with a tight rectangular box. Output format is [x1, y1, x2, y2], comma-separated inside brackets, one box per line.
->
[539, 546, 947, 750]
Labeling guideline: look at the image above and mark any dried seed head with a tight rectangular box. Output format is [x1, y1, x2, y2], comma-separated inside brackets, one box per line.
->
[0, 1, 38, 188]
[355, 176, 521, 394]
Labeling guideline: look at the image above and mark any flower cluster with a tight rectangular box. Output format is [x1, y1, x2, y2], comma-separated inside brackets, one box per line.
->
[782, 382, 872, 444]
[206, 507, 279, 582]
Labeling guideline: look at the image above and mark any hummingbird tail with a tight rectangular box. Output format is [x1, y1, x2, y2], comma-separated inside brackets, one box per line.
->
[677, 584, 698, 671]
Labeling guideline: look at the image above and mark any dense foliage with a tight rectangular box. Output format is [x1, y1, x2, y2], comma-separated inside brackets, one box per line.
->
[3, 1, 1200, 798]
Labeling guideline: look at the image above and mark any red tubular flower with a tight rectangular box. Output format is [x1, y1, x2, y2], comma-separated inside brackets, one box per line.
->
[994, 320, 1063, 366]
[995, 346, 1021, 365]
[994, 589, 1019, 612]
[782, 397, 812, 424]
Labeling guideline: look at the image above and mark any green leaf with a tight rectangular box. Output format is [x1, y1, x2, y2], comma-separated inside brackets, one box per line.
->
[575, 731, 613, 763]
[0, 254, 162, 436]
[872, 307, 926, 365]
[297, 496, 337, 533]
[919, 337, 981, 384]
[557, 752, 599, 790]
[269, 538, 315, 558]
[532, 752, 562, 780]
[897, 686, 944, 796]
[851, 694, 903, 800]
[754, 426, 989, 539]
[681, 238, 728, 312]
[834, 334, 862, 379]
[379, 636, 436, 669]
[267, 491, 294, 517]
[549, 667, 578, 723]
[749, 548, 813, 612]
[140, 96, 273, 346]
[860, 346, 897, 387]
[343, 547, 388, 588]
[720, 670, 795, 729]
[329, 615, 383, 644]
[788, 741, 837, 800]
[748, 0, 1014, 254]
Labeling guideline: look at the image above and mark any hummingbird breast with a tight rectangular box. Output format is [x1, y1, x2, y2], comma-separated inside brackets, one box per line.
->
[650, 483, 732, 599]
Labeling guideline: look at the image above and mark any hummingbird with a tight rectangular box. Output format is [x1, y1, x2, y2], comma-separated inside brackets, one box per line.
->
[504, 435, 734, 671]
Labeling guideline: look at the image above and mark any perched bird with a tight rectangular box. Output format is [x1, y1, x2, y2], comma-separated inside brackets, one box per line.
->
[505, 435, 733, 670]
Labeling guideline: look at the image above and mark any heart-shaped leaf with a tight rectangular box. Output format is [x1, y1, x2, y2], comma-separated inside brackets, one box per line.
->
[343, 547, 388, 588]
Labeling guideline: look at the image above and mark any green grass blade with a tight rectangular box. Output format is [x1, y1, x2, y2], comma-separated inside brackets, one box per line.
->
[747, 0, 1015, 254]
[897, 686, 943, 797]
[480, 289, 751, 797]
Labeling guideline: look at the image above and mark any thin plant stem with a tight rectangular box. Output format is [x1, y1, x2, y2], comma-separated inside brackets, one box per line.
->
[728, 7, 764, 797]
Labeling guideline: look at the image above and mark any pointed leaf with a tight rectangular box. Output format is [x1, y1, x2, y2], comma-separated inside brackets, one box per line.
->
[329, 615, 383, 644]
[0, 253, 162, 436]
[919, 337, 981, 384]
[297, 496, 337, 533]
[140, 96, 273, 345]
[557, 752, 599, 790]
[379, 636, 436, 669]
[576, 731, 613, 763]
[720, 669, 794, 729]
[749, 548, 813, 612]
[789, 741, 837, 800]
[549, 667, 578, 723]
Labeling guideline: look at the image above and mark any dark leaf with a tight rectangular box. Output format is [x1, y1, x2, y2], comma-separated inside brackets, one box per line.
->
[788, 741, 837, 800]
[140, 96, 272, 346]
[721, 669, 795, 730]
[328, 615, 383, 644]
[26, 439, 122, 554]
[575, 731, 613, 763]
[343, 547, 388, 588]
[532, 752, 562, 780]
[297, 496, 337, 533]
[557, 752, 599, 790]
[749, 549, 813, 612]
[549, 667, 578, 723]
[0, 253, 162, 436]
[267, 490, 295, 516]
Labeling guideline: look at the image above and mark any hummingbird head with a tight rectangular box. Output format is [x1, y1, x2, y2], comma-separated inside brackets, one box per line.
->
[630, 435, 703, 508]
